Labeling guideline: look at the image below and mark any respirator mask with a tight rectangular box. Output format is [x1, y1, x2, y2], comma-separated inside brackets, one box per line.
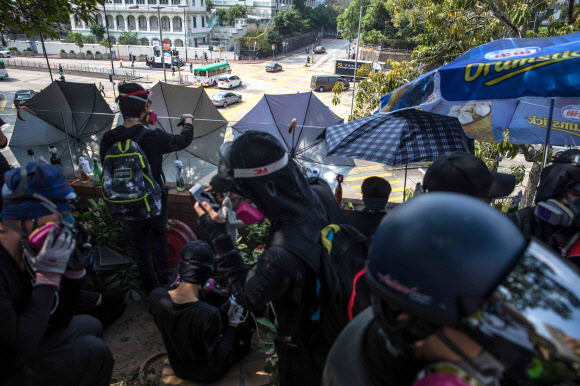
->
[534, 199, 580, 228]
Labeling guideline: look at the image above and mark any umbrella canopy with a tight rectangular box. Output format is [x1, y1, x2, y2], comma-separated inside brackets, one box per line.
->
[233, 92, 354, 187]
[379, 32, 580, 145]
[10, 81, 113, 175]
[325, 108, 474, 166]
[148, 82, 227, 183]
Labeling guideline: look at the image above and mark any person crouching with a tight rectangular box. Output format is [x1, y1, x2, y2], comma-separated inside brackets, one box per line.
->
[148, 241, 254, 382]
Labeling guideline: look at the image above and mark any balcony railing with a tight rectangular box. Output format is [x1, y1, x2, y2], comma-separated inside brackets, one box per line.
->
[174, 27, 183, 32]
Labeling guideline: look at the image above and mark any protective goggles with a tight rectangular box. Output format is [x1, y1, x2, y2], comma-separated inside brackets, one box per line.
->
[218, 141, 288, 179]
[461, 240, 580, 384]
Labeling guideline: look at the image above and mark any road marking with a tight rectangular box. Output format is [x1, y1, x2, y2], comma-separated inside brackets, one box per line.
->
[223, 66, 309, 118]
[350, 165, 385, 173]
[345, 173, 392, 182]
[352, 180, 401, 189]
[0, 100, 6, 111]
[418, 168, 426, 175]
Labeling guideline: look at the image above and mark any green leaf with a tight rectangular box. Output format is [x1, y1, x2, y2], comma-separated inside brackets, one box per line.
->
[256, 317, 277, 332]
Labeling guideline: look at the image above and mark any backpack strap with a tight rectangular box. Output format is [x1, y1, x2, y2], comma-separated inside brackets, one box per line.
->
[269, 226, 322, 274]
[132, 125, 150, 143]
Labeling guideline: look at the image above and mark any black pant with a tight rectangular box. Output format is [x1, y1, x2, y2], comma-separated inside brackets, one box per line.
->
[277, 336, 328, 386]
[123, 195, 169, 289]
[99, 89, 105, 97]
[7, 315, 114, 386]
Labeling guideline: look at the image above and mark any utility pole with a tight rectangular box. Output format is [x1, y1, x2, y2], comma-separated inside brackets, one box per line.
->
[103, 2, 116, 76]
[39, 32, 53, 82]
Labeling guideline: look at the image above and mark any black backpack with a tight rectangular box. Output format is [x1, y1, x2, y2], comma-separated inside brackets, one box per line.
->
[270, 222, 371, 344]
[101, 127, 162, 221]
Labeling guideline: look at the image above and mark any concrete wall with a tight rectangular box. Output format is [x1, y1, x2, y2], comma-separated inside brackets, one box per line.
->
[359, 47, 413, 63]
[8, 40, 235, 60]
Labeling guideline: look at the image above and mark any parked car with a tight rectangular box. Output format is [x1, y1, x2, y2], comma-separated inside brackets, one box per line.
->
[265, 62, 283, 72]
[526, 144, 577, 159]
[211, 91, 242, 108]
[13, 90, 36, 107]
[0, 49, 10, 58]
[313, 46, 326, 54]
[310, 75, 350, 92]
[218, 75, 242, 89]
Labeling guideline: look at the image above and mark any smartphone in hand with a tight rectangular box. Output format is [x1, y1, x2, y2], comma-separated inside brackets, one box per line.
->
[190, 183, 220, 212]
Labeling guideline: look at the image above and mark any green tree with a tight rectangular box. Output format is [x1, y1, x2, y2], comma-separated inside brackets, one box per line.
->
[90, 23, 106, 42]
[206, 0, 214, 11]
[0, 0, 100, 40]
[227, 5, 247, 25]
[72, 32, 84, 52]
[99, 39, 113, 49]
[215, 8, 228, 25]
[272, 9, 309, 36]
[337, 0, 372, 41]
[118, 29, 138, 45]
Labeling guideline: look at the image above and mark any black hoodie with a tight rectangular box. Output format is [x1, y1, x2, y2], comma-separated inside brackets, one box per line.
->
[100, 123, 193, 187]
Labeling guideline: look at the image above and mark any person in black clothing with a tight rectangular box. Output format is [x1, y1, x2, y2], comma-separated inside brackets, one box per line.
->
[344, 176, 390, 242]
[508, 150, 580, 268]
[423, 151, 515, 201]
[0, 162, 113, 386]
[195, 131, 333, 386]
[100, 82, 194, 291]
[0, 117, 12, 212]
[148, 241, 254, 382]
[324, 193, 580, 386]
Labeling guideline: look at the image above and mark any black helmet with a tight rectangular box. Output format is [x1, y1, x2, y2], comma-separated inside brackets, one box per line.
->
[536, 149, 580, 203]
[367, 192, 580, 384]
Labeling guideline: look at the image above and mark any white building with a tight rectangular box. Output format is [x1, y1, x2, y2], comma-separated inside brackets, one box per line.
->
[70, 0, 212, 48]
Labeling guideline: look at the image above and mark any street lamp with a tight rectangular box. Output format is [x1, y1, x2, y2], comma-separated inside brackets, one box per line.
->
[178, 4, 189, 64]
[151, 6, 167, 83]
[103, 1, 116, 76]
[350, 4, 373, 116]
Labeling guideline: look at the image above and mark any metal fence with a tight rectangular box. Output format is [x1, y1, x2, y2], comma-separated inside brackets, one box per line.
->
[4, 59, 150, 82]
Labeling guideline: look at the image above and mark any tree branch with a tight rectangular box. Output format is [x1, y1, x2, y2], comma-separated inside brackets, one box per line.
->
[484, 0, 523, 37]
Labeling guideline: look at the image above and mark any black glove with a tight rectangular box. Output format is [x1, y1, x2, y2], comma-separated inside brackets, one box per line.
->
[66, 223, 92, 271]
[198, 214, 228, 243]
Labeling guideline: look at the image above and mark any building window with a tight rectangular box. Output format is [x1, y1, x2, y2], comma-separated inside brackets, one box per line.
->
[193, 16, 197, 28]
[148, 0, 156, 3]
[126, 0, 133, 3]
[160, 0, 168, 4]
[191, 0, 195, 5]
[201, 16, 204, 27]
[114, 0, 121, 3]
[172, 0, 180, 4]
[137, 0, 144, 3]
[201, 0, 203, 6]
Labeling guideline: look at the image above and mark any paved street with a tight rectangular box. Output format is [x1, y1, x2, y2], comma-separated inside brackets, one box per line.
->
[1, 38, 530, 203]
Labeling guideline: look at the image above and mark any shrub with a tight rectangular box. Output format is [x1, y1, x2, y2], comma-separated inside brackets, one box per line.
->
[95, 51, 102, 54]
[86, 50, 92, 54]
[60, 49, 66, 53]
[25, 47, 32, 51]
[139, 53, 146, 57]
[9, 47, 17, 51]
[69, 50, 75, 53]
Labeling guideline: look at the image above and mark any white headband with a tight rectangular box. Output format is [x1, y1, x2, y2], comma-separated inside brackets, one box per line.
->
[233, 152, 289, 178]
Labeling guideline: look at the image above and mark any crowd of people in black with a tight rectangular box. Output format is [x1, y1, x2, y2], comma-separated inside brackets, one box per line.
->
[1, 82, 579, 385]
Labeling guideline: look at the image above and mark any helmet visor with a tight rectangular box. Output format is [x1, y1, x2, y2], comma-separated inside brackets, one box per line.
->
[462, 240, 580, 383]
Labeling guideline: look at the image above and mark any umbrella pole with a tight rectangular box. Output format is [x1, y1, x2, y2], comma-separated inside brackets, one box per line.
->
[64, 131, 77, 179]
[403, 164, 408, 202]
[541, 99, 555, 169]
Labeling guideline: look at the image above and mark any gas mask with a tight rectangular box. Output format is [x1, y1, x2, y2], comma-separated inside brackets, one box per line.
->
[535, 198, 580, 227]
[1, 168, 91, 278]
[413, 353, 504, 386]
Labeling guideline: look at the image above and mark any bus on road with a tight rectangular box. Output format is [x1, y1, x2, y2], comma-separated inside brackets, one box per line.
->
[0, 61, 8, 79]
[193, 62, 231, 87]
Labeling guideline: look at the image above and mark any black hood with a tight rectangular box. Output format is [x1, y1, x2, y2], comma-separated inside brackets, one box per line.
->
[229, 131, 328, 226]
[536, 161, 580, 203]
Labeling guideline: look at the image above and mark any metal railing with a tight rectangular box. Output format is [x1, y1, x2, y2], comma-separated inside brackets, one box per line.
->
[4, 58, 150, 82]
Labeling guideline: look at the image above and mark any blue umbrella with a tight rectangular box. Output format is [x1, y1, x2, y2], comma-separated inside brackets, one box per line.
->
[325, 108, 474, 165]
[379, 32, 580, 166]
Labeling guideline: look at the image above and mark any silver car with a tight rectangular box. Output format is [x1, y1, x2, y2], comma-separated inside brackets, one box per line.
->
[211, 91, 242, 108]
